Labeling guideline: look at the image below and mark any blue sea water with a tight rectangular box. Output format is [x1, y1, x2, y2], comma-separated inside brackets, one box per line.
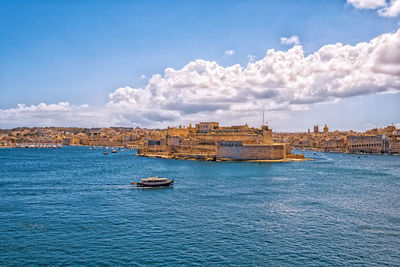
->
[0, 147, 399, 266]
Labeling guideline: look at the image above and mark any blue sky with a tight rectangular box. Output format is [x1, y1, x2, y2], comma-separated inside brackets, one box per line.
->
[0, 0, 399, 130]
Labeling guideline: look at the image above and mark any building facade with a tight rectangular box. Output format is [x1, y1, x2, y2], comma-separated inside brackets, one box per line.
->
[346, 135, 384, 153]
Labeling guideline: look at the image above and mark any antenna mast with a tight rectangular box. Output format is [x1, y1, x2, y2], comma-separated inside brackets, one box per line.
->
[262, 109, 265, 125]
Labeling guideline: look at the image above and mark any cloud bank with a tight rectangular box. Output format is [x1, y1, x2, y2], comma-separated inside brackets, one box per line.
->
[1, 29, 400, 128]
[348, 0, 400, 17]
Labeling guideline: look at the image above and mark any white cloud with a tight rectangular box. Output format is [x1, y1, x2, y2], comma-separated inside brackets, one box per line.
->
[378, 0, 400, 17]
[347, 0, 386, 9]
[1, 29, 400, 128]
[224, 49, 235, 56]
[140, 74, 146, 79]
[280, 35, 300, 46]
[0, 102, 113, 127]
[348, 0, 400, 17]
[248, 54, 256, 62]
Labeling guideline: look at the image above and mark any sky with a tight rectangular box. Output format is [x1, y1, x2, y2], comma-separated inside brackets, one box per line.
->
[0, 0, 399, 131]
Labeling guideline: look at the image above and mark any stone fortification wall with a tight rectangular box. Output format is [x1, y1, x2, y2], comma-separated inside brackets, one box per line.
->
[195, 133, 260, 144]
[216, 142, 287, 160]
[138, 145, 168, 154]
[170, 144, 216, 156]
[167, 127, 189, 138]
[167, 136, 182, 146]
[283, 143, 291, 155]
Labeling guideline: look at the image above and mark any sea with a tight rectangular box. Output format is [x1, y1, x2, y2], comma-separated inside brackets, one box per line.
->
[0, 146, 399, 266]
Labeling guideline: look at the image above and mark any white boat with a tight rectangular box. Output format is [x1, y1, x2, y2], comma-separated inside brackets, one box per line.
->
[132, 176, 174, 188]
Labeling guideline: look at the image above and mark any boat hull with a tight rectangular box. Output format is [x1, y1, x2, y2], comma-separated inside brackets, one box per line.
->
[137, 180, 174, 188]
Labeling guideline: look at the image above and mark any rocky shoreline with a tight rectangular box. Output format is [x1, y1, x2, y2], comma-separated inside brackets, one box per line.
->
[136, 153, 312, 162]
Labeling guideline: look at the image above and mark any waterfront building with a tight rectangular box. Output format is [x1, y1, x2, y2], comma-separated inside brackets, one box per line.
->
[389, 140, 400, 154]
[322, 137, 346, 152]
[346, 135, 384, 154]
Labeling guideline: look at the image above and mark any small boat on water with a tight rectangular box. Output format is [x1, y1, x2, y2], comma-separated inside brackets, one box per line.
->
[132, 176, 174, 188]
[103, 151, 109, 155]
[111, 149, 117, 153]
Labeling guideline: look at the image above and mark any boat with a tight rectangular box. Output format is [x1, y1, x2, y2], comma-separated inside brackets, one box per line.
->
[111, 149, 117, 153]
[103, 151, 109, 155]
[133, 176, 174, 188]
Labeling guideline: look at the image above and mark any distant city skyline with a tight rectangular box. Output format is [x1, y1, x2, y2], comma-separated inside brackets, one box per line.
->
[0, 0, 399, 131]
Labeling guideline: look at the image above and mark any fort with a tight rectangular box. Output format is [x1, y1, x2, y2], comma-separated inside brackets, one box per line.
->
[137, 122, 306, 162]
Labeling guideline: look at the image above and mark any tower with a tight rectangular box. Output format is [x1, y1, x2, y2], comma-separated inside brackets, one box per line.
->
[261, 125, 273, 144]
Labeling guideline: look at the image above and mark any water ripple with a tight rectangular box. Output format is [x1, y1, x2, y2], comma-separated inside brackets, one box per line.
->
[0, 147, 399, 266]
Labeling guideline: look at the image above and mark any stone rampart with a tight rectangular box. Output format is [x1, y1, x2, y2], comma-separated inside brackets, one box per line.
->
[167, 127, 189, 138]
[216, 142, 286, 160]
[195, 133, 259, 143]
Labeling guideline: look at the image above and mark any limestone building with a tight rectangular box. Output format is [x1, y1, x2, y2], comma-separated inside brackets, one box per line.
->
[346, 135, 384, 154]
[138, 122, 302, 161]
